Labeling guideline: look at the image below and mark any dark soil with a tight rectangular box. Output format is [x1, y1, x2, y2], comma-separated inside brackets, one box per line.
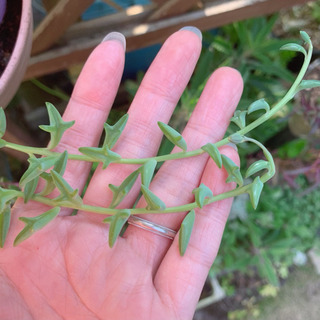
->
[0, 0, 22, 77]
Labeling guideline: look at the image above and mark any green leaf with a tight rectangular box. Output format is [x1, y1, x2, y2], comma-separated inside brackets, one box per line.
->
[277, 138, 307, 159]
[19, 155, 59, 187]
[179, 210, 195, 256]
[103, 209, 130, 248]
[248, 176, 264, 209]
[300, 31, 311, 44]
[245, 160, 270, 178]
[221, 155, 243, 186]
[51, 170, 83, 206]
[141, 185, 166, 211]
[258, 251, 280, 286]
[53, 150, 68, 174]
[230, 110, 247, 129]
[190, 48, 213, 89]
[39, 102, 75, 149]
[140, 159, 157, 188]
[0, 107, 6, 139]
[247, 99, 270, 114]
[39, 151, 68, 196]
[158, 121, 187, 151]
[103, 114, 129, 149]
[201, 143, 222, 168]
[254, 14, 278, 46]
[0, 139, 5, 148]
[0, 187, 20, 211]
[192, 183, 213, 208]
[79, 146, 121, 169]
[0, 205, 11, 248]
[280, 43, 306, 56]
[228, 133, 244, 144]
[109, 169, 140, 208]
[247, 220, 262, 247]
[14, 207, 60, 246]
[296, 80, 320, 93]
[23, 177, 39, 203]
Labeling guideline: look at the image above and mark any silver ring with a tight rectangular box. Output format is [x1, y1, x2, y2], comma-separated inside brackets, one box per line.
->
[127, 216, 177, 240]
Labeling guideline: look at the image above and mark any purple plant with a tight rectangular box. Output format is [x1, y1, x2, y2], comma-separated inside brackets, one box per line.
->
[283, 156, 320, 196]
[0, 0, 6, 25]
[284, 59, 320, 195]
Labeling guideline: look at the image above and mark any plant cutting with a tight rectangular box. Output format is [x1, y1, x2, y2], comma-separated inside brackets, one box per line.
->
[0, 31, 319, 256]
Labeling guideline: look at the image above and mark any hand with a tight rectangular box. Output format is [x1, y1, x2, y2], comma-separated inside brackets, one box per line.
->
[0, 27, 243, 320]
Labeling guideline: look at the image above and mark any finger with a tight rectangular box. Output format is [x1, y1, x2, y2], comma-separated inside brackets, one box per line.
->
[155, 146, 239, 319]
[124, 67, 243, 263]
[82, 28, 202, 216]
[53, 33, 125, 192]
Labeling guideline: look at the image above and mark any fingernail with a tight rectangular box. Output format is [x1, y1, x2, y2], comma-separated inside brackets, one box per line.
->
[102, 32, 126, 50]
[226, 142, 238, 151]
[180, 26, 202, 41]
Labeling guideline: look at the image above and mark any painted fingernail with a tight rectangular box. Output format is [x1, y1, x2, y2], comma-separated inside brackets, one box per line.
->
[226, 142, 238, 151]
[102, 32, 126, 50]
[180, 26, 202, 41]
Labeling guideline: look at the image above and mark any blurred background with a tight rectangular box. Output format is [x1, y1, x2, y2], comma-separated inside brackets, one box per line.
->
[1, 0, 320, 319]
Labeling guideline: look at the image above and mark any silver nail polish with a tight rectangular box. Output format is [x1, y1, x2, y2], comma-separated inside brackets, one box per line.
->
[102, 32, 126, 50]
[180, 26, 202, 41]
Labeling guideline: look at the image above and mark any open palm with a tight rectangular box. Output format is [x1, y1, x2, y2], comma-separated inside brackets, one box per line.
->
[0, 28, 243, 320]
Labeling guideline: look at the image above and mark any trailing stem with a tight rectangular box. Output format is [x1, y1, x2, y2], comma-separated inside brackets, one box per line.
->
[0, 31, 319, 254]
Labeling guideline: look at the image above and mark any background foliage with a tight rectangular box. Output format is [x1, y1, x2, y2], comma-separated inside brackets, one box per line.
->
[126, 15, 320, 293]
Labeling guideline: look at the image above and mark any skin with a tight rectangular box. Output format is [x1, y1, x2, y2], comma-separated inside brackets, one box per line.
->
[0, 29, 243, 320]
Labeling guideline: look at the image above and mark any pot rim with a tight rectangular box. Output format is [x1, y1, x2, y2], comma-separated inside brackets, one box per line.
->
[0, 0, 33, 108]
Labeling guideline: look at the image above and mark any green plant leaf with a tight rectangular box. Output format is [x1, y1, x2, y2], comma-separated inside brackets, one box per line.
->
[103, 209, 130, 248]
[0, 205, 11, 248]
[140, 159, 157, 188]
[179, 209, 195, 256]
[141, 185, 166, 211]
[228, 133, 244, 144]
[0, 139, 5, 148]
[19, 155, 59, 187]
[39, 102, 74, 149]
[296, 80, 320, 93]
[158, 121, 187, 151]
[0, 107, 6, 139]
[0, 187, 20, 211]
[247, 99, 270, 114]
[221, 155, 243, 186]
[23, 176, 39, 203]
[277, 138, 307, 159]
[79, 146, 121, 169]
[245, 160, 270, 178]
[248, 176, 264, 209]
[14, 207, 60, 246]
[280, 43, 306, 56]
[254, 14, 278, 46]
[103, 114, 129, 149]
[230, 110, 247, 129]
[53, 150, 68, 174]
[192, 183, 213, 208]
[109, 169, 140, 208]
[258, 251, 280, 286]
[201, 143, 222, 168]
[39, 151, 68, 196]
[300, 31, 311, 45]
[51, 170, 83, 206]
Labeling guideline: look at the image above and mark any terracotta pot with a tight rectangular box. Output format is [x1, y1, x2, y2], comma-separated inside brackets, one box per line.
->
[0, 0, 33, 109]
